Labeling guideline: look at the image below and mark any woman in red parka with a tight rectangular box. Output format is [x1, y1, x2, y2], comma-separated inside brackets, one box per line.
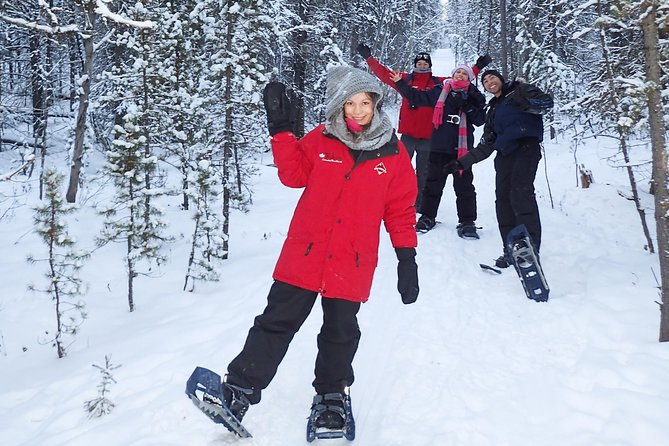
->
[199, 65, 419, 435]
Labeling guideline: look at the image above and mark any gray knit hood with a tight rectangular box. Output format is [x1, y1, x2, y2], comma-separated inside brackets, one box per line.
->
[324, 65, 394, 151]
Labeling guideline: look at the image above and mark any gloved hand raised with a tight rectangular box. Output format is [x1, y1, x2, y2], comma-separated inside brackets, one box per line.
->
[396, 247, 419, 304]
[263, 82, 295, 136]
[356, 43, 372, 59]
[475, 54, 492, 71]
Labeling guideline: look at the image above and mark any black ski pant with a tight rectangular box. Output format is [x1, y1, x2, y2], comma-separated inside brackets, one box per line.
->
[419, 151, 477, 223]
[400, 134, 431, 209]
[227, 280, 361, 404]
[494, 138, 542, 252]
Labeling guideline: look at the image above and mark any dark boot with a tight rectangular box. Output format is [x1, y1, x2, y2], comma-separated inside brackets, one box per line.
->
[415, 215, 436, 233]
[221, 379, 253, 422]
[456, 221, 479, 239]
[495, 249, 513, 268]
[311, 393, 346, 429]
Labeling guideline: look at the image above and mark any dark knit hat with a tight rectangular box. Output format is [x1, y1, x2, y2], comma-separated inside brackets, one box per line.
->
[413, 52, 432, 67]
[481, 69, 505, 85]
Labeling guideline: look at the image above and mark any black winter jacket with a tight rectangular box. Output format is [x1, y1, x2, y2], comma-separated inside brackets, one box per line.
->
[394, 79, 486, 154]
[458, 80, 553, 169]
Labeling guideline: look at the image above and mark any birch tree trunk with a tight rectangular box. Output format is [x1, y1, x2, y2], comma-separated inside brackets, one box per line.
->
[640, 0, 669, 341]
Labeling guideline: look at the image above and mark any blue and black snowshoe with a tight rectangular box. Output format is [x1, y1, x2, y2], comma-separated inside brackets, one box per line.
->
[185, 366, 253, 438]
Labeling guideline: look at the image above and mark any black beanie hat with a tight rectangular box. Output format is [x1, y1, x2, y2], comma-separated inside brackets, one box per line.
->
[413, 52, 432, 67]
[481, 69, 505, 85]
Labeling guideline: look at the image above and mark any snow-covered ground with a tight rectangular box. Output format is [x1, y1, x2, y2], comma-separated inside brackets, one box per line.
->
[1, 49, 668, 446]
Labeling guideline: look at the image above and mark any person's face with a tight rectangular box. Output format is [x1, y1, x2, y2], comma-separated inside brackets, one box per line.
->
[415, 60, 430, 70]
[482, 74, 503, 97]
[452, 68, 470, 81]
[344, 92, 375, 126]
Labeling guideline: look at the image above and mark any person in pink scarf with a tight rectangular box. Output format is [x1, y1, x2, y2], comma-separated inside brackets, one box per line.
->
[390, 64, 486, 237]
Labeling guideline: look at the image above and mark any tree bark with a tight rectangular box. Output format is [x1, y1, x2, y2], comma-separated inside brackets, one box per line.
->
[640, 0, 669, 341]
[66, 8, 95, 203]
[221, 11, 235, 260]
[499, 0, 509, 78]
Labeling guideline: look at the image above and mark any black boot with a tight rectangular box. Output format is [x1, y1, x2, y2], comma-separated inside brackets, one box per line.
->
[456, 221, 479, 239]
[495, 249, 513, 268]
[221, 379, 252, 422]
[311, 393, 346, 429]
[416, 215, 436, 233]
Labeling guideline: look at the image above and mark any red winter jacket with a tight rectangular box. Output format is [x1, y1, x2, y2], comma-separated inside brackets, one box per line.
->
[366, 57, 446, 139]
[271, 125, 418, 302]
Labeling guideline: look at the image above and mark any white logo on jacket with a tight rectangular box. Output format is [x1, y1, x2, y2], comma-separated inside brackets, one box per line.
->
[319, 152, 343, 164]
[374, 162, 387, 175]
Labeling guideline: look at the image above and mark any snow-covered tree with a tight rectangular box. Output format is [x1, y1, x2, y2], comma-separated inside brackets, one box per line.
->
[97, 110, 169, 312]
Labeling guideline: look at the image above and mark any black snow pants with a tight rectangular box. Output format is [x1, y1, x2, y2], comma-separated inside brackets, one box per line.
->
[227, 280, 361, 404]
[419, 151, 477, 223]
[494, 137, 542, 251]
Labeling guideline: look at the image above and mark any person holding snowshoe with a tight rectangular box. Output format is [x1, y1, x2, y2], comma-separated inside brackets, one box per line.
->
[187, 65, 419, 439]
[443, 69, 554, 267]
[389, 64, 486, 238]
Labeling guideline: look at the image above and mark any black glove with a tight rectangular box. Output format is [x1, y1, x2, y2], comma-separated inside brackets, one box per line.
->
[356, 43, 372, 59]
[263, 82, 295, 136]
[505, 88, 530, 111]
[475, 54, 492, 71]
[396, 248, 419, 304]
[444, 160, 463, 176]
[449, 90, 468, 109]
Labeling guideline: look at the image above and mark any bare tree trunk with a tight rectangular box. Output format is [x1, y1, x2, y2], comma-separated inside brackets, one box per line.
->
[640, 0, 669, 341]
[292, 1, 307, 138]
[499, 0, 509, 78]
[596, 1, 656, 254]
[29, 32, 48, 198]
[221, 12, 235, 260]
[619, 132, 655, 253]
[66, 8, 95, 203]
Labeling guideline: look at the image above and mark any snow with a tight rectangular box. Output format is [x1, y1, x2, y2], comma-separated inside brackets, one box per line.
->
[1, 49, 669, 446]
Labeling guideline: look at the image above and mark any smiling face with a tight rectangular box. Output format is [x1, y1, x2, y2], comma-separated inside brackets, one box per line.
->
[344, 92, 375, 126]
[482, 73, 503, 97]
[452, 68, 471, 81]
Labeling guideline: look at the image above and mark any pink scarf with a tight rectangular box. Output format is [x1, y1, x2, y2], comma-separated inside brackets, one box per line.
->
[431, 79, 470, 171]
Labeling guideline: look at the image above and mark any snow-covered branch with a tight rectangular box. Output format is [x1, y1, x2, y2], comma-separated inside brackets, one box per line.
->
[95, 1, 154, 29]
[0, 155, 35, 182]
[0, 14, 79, 35]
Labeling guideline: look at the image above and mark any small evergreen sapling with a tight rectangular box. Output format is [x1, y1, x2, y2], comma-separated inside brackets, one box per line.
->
[84, 355, 121, 418]
[27, 168, 89, 358]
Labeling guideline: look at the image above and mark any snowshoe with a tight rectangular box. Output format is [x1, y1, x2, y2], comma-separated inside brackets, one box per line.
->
[185, 366, 253, 438]
[456, 221, 479, 239]
[306, 390, 355, 442]
[506, 225, 549, 302]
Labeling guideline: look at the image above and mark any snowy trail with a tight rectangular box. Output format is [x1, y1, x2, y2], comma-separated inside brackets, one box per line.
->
[2, 49, 669, 446]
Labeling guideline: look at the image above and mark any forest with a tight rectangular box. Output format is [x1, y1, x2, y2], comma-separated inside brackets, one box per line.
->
[1, 0, 668, 347]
